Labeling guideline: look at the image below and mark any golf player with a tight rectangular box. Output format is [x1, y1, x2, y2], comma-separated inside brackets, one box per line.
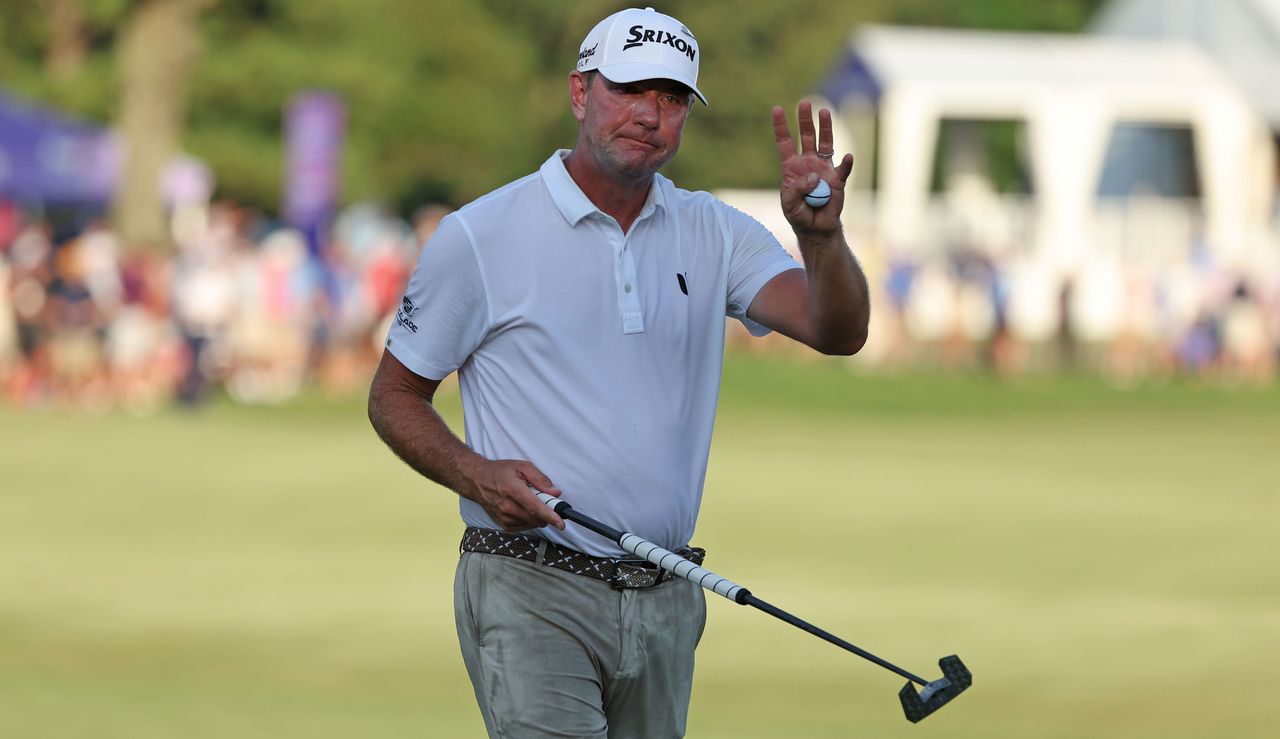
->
[368, 6, 870, 737]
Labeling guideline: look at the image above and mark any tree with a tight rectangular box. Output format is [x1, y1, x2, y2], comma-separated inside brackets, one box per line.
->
[112, 0, 202, 249]
[44, 0, 90, 81]
[1, 0, 1110, 222]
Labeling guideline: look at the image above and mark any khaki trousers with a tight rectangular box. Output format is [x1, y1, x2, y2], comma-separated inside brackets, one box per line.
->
[454, 551, 707, 738]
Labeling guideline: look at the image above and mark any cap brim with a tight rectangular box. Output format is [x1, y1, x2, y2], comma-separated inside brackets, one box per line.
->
[597, 63, 708, 106]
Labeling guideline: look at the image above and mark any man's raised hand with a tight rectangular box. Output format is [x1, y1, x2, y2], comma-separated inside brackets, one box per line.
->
[772, 100, 854, 234]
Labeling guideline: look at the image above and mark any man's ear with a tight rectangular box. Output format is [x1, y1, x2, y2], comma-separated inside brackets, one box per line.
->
[569, 71, 589, 122]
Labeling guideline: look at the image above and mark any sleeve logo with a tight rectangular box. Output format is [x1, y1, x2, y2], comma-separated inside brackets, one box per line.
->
[395, 295, 419, 333]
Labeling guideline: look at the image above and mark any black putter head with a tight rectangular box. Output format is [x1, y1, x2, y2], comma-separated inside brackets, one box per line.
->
[898, 655, 972, 723]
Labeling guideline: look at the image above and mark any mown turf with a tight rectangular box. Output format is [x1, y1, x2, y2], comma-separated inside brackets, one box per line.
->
[2, 355, 1277, 738]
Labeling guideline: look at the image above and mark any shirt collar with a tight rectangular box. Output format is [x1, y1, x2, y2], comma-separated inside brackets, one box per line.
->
[540, 149, 668, 227]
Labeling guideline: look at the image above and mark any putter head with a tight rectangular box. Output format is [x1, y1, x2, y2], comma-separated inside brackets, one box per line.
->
[899, 655, 971, 723]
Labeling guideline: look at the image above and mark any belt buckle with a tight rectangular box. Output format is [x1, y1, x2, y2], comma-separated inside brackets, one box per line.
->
[609, 556, 665, 590]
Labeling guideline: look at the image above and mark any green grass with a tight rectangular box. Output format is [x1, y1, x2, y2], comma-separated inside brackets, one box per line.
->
[2, 355, 1277, 738]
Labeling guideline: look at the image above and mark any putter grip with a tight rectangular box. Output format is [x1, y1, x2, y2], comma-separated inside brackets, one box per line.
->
[535, 491, 571, 515]
[534, 492, 747, 602]
[618, 534, 746, 601]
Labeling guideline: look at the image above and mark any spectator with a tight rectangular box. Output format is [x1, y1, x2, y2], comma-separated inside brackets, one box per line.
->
[3, 196, 1276, 413]
[171, 222, 238, 406]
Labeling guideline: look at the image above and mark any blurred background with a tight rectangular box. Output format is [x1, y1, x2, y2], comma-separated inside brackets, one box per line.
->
[3, 0, 1278, 406]
[1, 1, 1277, 738]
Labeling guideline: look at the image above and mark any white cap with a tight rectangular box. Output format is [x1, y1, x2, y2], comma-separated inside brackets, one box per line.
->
[576, 6, 708, 106]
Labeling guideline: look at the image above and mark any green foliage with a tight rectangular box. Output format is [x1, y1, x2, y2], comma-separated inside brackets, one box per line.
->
[888, 0, 1109, 32]
[0, 6, 54, 100]
[1, 0, 1107, 216]
[191, 0, 545, 211]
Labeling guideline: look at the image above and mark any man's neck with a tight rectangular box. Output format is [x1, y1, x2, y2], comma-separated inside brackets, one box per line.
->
[563, 148, 653, 234]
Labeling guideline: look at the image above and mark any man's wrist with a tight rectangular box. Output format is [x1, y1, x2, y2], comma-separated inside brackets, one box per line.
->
[794, 226, 847, 254]
[452, 448, 488, 501]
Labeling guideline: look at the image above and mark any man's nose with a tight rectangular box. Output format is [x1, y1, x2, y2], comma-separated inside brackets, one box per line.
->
[632, 91, 661, 127]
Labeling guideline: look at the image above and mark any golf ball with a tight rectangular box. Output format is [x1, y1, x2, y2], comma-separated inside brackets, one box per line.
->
[804, 179, 831, 208]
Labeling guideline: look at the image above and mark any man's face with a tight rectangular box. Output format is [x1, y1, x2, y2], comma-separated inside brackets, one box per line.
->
[570, 71, 693, 180]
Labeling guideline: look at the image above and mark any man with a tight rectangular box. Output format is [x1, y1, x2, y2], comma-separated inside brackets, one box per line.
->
[368, 6, 869, 738]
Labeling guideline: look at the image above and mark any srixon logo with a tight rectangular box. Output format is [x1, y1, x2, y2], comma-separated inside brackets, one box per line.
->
[623, 25, 697, 61]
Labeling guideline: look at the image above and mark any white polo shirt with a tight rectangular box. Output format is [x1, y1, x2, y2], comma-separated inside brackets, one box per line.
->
[387, 150, 798, 556]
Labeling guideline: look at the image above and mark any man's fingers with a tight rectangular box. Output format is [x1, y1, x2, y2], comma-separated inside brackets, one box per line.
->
[519, 464, 560, 496]
[776, 102, 843, 169]
[798, 100, 816, 154]
[836, 153, 854, 184]
[476, 460, 565, 531]
[516, 467, 565, 529]
[495, 488, 562, 532]
[772, 105, 796, 164]
[521, 492, 565, 529]
[818, 107, 834, 156]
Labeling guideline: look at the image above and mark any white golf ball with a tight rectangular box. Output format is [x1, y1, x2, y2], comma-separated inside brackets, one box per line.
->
[804, 179, 831, 208]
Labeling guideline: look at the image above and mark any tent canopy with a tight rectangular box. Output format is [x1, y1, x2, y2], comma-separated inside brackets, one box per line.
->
[0, 91, 116, 205]
[816, 25, 1272, 265]
[1092, 0, 1280, 127]
[820, 25, 1249, 121]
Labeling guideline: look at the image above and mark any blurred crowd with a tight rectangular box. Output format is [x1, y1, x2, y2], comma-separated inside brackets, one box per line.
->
[0, 200, 444, 412]
[2, 196, 1277, 414]
[838, 235, 1280, 386]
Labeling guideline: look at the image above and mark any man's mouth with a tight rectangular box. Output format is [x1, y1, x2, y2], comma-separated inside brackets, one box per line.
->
[619, 137, 659, 149]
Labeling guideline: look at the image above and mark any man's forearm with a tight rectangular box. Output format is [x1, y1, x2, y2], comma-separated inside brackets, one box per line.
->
[368, 385, 481, 499]
[796, 228, 871, 355]
[366, 352, 563, 532]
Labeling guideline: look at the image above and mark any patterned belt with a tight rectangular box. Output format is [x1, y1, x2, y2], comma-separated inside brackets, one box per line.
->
[461, 526, 705, 590]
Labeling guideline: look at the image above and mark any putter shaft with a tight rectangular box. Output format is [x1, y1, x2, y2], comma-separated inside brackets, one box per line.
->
[742, 594, 930, 686]
[544, 494, 930, 686]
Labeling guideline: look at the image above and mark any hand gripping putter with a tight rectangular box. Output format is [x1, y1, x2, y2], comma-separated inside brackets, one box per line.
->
[535, 493, 972, 723]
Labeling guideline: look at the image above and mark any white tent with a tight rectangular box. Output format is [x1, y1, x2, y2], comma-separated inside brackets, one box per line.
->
[820, 25, 1274, 268]
[1093, 0, 1280, 128]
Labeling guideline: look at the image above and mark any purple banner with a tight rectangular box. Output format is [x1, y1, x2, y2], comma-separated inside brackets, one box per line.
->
[283, 92, 345, 253]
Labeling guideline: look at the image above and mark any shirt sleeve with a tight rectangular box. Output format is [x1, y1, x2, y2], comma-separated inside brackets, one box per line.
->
[722, 203, 801, 337]
[384, 214, 490, 380]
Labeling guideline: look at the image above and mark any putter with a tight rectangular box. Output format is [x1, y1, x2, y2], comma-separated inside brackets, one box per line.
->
[535, 492, 971, 723]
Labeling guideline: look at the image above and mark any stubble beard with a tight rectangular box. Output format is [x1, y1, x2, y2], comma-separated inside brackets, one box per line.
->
[595, 134, 680, 182]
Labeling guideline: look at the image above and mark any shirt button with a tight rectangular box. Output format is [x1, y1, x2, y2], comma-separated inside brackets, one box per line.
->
[624, 284, 632, 293]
